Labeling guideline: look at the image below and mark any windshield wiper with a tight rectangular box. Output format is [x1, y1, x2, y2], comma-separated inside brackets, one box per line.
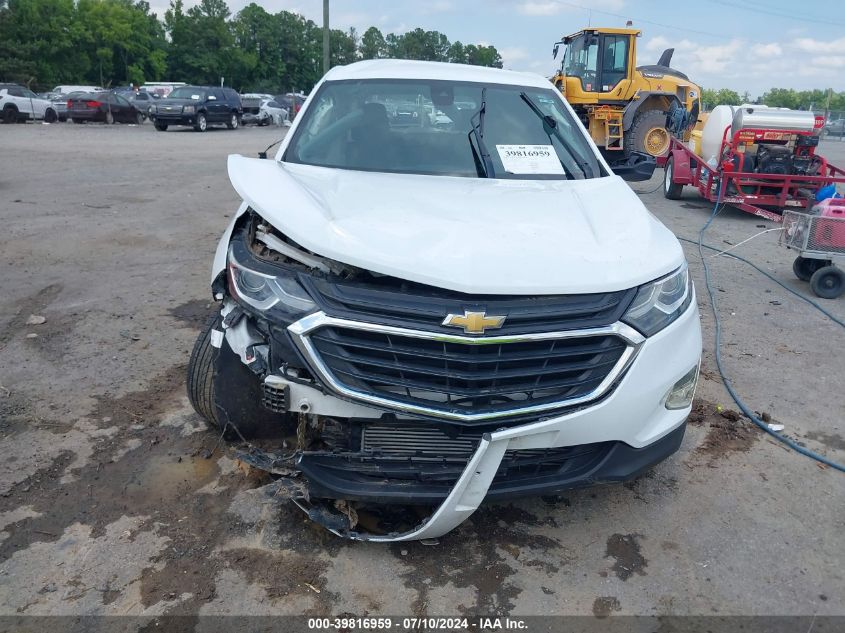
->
[519, 92, 595, 179]
[468, 88, 495, 178]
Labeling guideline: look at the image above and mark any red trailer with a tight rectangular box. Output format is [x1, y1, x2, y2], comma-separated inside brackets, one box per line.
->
[658, 123, 845, 222]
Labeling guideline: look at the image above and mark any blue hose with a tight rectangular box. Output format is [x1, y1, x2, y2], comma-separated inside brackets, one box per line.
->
[693, 187, 845, 473]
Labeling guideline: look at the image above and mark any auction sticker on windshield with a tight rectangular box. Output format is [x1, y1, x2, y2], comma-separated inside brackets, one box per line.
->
[496, 144, 565, 175]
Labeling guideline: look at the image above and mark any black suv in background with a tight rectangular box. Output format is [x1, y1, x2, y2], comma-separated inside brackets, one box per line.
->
[151, 86, 242, 132]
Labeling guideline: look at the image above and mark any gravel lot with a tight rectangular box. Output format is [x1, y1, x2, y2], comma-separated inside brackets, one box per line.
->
[0, 121, 843, 623]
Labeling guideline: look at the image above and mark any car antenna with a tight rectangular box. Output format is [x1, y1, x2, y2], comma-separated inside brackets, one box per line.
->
[259, 138, 284, 159]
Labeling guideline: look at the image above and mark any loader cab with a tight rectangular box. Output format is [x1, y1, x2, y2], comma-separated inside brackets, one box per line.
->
[553, 28, 639, 103]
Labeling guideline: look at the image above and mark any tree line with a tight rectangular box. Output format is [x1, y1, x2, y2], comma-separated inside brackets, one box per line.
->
[701, 87, 845, 113]
[0, 0, 503, 93]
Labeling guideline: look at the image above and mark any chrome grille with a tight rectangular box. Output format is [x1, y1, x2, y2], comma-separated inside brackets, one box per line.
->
[289, 313, 643, 423]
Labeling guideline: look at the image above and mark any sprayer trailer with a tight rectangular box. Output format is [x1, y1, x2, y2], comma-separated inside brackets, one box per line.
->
[659, 111, 845, 223]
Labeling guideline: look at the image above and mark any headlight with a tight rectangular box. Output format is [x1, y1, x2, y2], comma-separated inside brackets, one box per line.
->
[622, 264, 692, 336]
[227, 246, 316, 318]
[183, 105, 195, 114]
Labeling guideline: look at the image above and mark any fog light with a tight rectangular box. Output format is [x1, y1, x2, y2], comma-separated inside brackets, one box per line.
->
[664, 364, 699, 410]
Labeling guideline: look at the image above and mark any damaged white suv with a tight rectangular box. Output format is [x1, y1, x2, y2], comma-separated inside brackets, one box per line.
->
[187, 60, 702, 541]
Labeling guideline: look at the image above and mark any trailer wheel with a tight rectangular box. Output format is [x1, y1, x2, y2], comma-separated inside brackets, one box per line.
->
[664, 156, 684, 200]
[810, 266, 844, 299]
[793, 256, 828, 282]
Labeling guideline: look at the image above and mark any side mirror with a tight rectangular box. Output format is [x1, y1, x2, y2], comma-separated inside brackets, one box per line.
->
[611, 151, 657, 182]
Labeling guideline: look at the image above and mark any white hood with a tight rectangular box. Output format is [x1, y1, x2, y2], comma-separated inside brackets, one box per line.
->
[227, 155, 684, 295]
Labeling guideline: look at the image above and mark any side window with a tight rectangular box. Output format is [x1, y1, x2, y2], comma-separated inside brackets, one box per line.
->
[8, 86, 24, 97]
[115, 94, 130, 106]
[600, 35, 628, 92]
[267, 101, 280, 108]
[212, 88, 225, 101]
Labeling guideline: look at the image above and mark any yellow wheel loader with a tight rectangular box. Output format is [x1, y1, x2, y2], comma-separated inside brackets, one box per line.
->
[551, 27, 701, 164]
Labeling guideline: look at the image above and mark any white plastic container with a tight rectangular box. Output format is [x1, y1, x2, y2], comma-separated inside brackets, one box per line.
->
[700, 104, 762, 162]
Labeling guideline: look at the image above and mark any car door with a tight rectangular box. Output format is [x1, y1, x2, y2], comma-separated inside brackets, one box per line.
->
[113, 94, 133, 121]
[209, 88, 226, 122]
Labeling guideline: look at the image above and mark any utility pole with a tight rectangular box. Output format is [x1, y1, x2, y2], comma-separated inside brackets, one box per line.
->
[323, 0, 330, 76]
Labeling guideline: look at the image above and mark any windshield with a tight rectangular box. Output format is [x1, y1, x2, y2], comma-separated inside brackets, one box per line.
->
[167, 87, 207, 100]
[564, 34, 599, 91]
[283, 79, 602, 180]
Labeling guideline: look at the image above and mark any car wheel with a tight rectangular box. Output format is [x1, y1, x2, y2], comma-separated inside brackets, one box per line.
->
[187, 313, 289, 439]
[105, 110, 114, 125]
[44, 108, 57, 123]
[154, 121, 168, 131]
[663, 156, 684, 200]
[187, 313, 222, 429]
[226, 112, 239, 130]
[194, 112, 207, 132]
[2, 106, 17, 124]
[135, 111, 144, 125]
[810, 266, 845, 299]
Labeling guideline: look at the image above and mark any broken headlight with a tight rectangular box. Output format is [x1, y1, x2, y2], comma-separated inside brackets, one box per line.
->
[622, 263, 692, 336]
[227, 245, 317, 319]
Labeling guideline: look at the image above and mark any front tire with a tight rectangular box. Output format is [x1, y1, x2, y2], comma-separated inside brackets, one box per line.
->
[44, 108, 57, 123]
[2, 106, 18, 124]
[186, 313, 289, 439]
[226, 112, 239, 130]
[194, 112, 207, 132]
[810, 266, 845, 299]
[663, 155, 684, 200]
[154, 121, 168, 131]
[626, 109, 671, 158]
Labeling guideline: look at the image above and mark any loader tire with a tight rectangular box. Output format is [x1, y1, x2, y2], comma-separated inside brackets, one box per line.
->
[626, 109, 671, 158]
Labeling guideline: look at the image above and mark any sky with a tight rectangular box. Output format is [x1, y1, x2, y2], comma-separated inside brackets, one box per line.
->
[151, 0, 845, 97]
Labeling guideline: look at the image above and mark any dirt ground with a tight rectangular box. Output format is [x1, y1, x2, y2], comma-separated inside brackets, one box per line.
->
[0, 121, 843, 624]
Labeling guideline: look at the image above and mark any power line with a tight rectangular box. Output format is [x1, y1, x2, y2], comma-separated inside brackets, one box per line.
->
[706, 0, 845, 27]
[551, 1, 725, 40]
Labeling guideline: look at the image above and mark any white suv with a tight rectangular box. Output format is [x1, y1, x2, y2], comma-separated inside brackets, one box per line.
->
[186, 60, 702, 541]
[0, 84, 59, 123]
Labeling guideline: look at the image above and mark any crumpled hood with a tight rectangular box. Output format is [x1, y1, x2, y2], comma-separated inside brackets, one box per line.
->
[227, 155, 684, 294]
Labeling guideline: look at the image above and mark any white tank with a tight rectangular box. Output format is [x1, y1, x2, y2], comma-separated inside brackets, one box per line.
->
[700, 104, 761, 162]
[731, 106, 816, 135]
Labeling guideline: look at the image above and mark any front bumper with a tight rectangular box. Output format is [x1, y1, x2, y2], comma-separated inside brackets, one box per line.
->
[153, 113, 195, 125]
[235, 294, 700, 541]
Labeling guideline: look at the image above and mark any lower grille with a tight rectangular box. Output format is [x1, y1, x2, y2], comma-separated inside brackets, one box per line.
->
[307, 325, 628, 420]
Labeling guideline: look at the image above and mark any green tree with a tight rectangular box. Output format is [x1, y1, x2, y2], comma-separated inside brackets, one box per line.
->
[359, 26, 385, 60]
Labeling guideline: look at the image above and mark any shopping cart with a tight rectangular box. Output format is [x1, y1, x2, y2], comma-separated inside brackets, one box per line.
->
[780, 206, 845, 298]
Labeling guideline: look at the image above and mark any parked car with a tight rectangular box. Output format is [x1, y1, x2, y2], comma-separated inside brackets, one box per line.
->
[53, 84, 102, 96]
[241, 94, 288, 126]
[0, 84, 60, 123]
[151, 86, 242, 132]
[823, 119, 845, 138]
[115, 89, 156, 120]
[67, 91, 144, 124]
[37, 91, 69, 121]
[186, 60, 701, 541]
[274, 92, 306, 119]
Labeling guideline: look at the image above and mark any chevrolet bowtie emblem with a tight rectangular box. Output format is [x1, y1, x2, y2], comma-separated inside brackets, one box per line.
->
[442, 310, 506, 334]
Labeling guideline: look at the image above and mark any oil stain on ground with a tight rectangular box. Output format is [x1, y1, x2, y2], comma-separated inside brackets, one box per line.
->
[168, 299, 215, 330]
[592, 596, 621, 618]
[605, 533, 647, 581]
[390, 504, 563, 617]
